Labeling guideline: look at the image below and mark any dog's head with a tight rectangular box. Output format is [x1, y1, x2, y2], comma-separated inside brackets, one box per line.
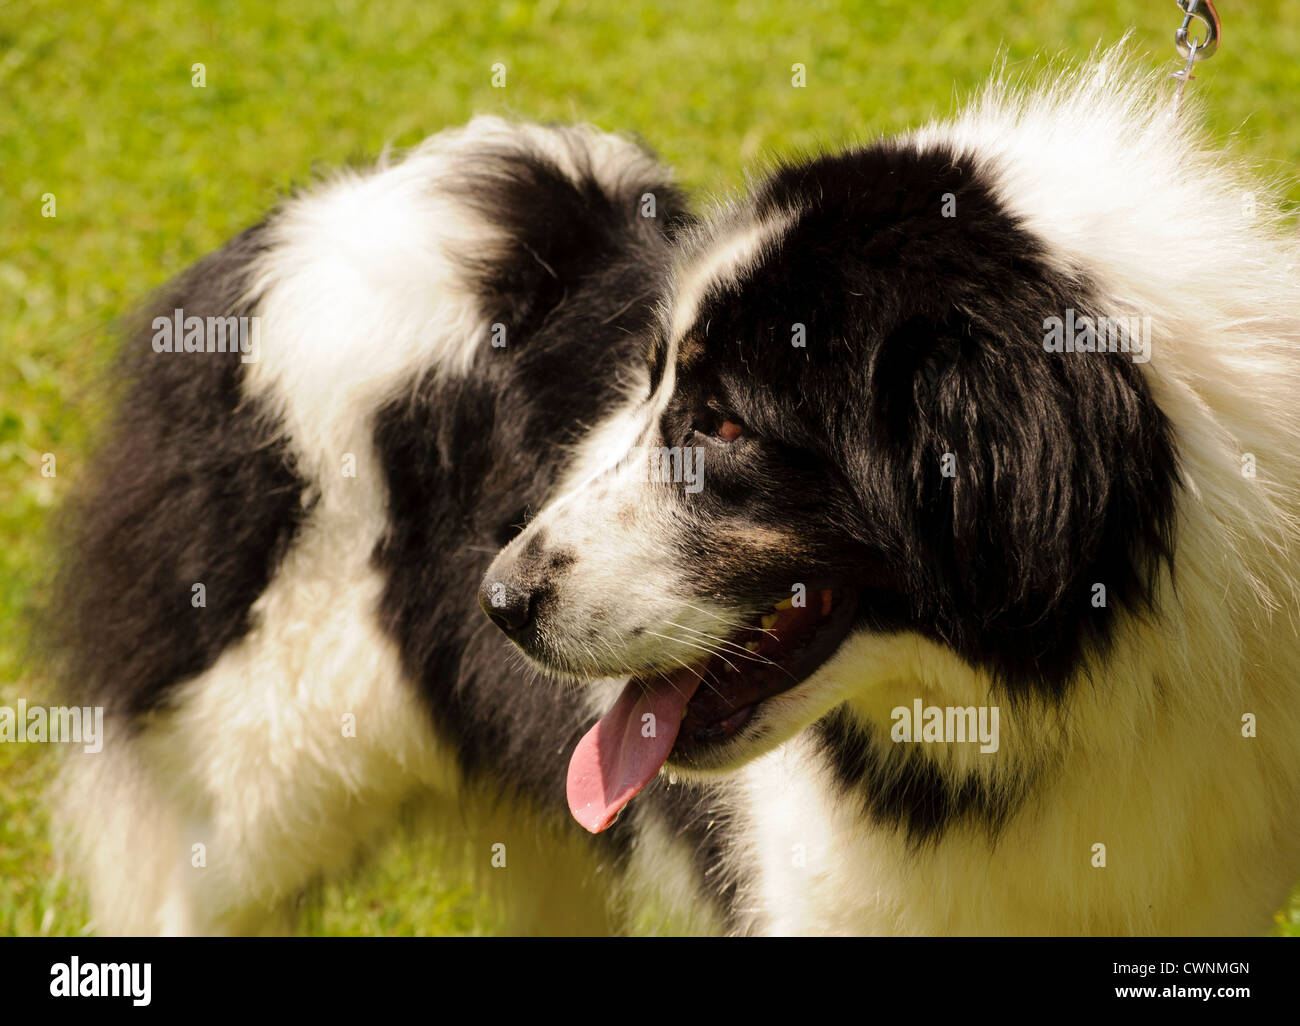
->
[480, 140, 1179, 832]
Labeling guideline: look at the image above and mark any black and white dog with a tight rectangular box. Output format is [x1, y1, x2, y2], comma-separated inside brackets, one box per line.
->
[53, 52, 1300, 935]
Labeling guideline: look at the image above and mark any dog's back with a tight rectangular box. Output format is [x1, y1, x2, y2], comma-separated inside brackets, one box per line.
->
[49, 118, 726, 935]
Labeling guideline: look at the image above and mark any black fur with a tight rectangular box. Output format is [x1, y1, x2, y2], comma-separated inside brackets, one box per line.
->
[815, 708, 1030, 846]
[51, 223, 309, 719]
[642, 776, 744, 932]
[369, 144, 698, 843]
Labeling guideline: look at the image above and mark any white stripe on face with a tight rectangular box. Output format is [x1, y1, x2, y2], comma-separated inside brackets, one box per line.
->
[667, 210, 796, 346]
[478, 209, 801, 678]
[550, 209, 797, 506]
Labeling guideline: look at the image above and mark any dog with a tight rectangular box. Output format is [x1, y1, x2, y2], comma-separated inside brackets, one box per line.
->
[51, 50, 1300, 935]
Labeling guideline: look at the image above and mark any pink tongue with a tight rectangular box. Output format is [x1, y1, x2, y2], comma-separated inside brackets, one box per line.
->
[566, 671, 702, 833]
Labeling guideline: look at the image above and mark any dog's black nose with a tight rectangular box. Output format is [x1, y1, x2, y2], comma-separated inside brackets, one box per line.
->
[478, 579, 534, 634]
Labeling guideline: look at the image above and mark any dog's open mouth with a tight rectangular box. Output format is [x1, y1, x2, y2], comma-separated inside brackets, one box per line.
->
[566, 585, 857, 833]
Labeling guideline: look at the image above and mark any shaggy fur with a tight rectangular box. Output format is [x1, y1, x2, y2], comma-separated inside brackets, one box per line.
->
[51, 49, 1300, 936]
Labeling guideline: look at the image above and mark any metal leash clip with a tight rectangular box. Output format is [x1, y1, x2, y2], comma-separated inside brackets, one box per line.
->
[1170, 0, 1222, 116]
[1175, 0, 1221, 59]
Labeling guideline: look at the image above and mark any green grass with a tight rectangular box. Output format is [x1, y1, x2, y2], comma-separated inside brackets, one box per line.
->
[2, 0, 1299, 936]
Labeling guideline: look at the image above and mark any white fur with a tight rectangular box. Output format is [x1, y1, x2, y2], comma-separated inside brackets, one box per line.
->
[667, 211, 795, 343]
[242, 116, 668, 488]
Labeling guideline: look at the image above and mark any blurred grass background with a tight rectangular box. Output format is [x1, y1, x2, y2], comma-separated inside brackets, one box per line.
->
[2, 0, 1298, 936]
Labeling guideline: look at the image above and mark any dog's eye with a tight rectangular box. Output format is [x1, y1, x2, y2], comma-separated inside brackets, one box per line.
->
[693, 402, 745, 443]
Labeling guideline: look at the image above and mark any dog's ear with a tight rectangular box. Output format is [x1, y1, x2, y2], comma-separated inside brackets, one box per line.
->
[861, 296, 1180, 696]
[451, 135, 690, 334]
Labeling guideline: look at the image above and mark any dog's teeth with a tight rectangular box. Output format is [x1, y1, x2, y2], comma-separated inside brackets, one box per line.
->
[760, 613, 778, 629]
[774, 598, 794, 611]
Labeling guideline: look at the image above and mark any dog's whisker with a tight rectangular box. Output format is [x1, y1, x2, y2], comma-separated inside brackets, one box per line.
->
[677, 601, 751, 630]
[639, 629, 746, 677]
[663, 620, 777, 667]
[673, 603, 784, 645]
[656, 653, 728, 703]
